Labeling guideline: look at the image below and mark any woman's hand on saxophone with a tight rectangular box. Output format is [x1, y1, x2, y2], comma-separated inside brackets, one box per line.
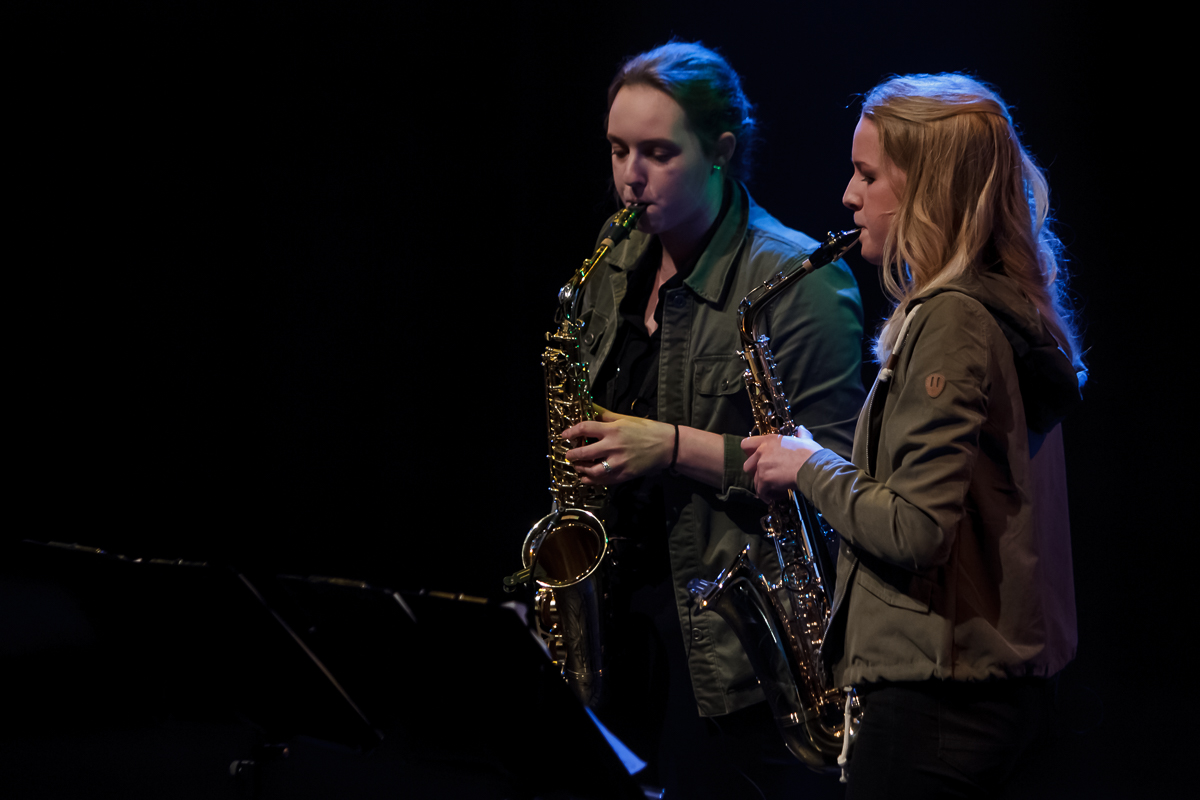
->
[562, 407, 675, 485]
[741, 429, 823, 502]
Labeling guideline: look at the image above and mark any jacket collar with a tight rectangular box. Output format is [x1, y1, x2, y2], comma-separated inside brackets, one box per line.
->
[606, 181, 751, 305]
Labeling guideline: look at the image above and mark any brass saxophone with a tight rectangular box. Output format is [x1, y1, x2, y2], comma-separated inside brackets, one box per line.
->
[504, 204, 646, 708]
[687, 228, 862, 772]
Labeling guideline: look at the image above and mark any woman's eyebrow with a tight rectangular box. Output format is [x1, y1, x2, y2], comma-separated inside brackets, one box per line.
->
[639, 138, 678, 149]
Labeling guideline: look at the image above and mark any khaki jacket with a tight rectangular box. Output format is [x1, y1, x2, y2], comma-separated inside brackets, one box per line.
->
[579, 184, 865, 715]
[797, 272, 1081, 687]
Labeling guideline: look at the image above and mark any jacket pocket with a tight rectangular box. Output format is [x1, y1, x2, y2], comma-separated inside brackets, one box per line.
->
[580, 311, 610, 356]
[691, 354, 751, 433]
[856, 562, 933, 614]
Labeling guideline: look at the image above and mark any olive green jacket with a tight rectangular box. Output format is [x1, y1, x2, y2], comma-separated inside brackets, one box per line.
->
[797, 271, 1081, 688]
[579, 183, 865, 716]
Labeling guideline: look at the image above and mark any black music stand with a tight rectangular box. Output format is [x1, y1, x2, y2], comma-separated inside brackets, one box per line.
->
[275, 574, 650, 800]
[3, 541, 381, 799]
[3, 540, 647, 799]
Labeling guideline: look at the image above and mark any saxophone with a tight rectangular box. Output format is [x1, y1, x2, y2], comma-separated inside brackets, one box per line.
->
[687, 228, 861, 772]
[503, 204, 646, 708]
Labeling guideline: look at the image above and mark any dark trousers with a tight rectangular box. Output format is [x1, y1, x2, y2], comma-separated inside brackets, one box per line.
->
[845, 679, 1054, 800]
[600, 578, 845, 800]
[652, 698, 846, 800]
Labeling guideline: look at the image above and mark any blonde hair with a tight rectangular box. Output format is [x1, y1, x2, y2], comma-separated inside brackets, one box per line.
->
[864, 73, 1082, 369]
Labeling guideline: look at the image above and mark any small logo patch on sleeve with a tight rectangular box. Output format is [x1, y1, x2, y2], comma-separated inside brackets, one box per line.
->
[925, 373, 946, 398]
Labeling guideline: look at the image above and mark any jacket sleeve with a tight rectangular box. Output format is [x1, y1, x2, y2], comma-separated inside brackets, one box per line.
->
[795, 293, 991, 570]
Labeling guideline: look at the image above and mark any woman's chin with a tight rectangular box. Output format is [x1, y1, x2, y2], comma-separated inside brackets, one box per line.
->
[635, 215, 661, 235]
[859, 239, 883, 266]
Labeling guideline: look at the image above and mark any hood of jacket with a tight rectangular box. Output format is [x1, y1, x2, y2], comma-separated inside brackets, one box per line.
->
[911, 270, 1083, 435]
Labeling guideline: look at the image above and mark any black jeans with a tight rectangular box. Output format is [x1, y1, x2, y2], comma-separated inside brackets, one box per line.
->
[845, 680, 1053, 800]
[599, 577, 845, 800]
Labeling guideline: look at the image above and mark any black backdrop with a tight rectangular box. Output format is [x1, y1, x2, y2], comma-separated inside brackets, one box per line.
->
[10, 2, 1183, 795]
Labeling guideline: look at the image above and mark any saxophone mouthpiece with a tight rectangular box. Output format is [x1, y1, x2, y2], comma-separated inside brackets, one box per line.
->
[807, 228, 862, 271]
[599, 203, 648, 249]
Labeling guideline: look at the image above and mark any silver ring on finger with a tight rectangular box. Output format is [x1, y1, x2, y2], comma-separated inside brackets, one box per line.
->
[601, 460, 612, 473]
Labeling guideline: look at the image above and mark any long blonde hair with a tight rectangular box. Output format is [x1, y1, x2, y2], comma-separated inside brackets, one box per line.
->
[864, 73, 1081, 369]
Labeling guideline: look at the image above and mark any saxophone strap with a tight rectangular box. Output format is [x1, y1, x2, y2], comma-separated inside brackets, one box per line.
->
[867, 305, 922, 477]
[877, 304, 923, 384]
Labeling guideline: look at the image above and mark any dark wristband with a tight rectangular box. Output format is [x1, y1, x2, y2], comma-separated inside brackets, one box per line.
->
[668, 423, 680, 472]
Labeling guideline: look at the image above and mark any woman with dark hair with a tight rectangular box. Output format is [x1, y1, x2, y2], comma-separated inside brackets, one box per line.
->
[561, 42, 865, 798]
[743, 73, 1085, 798]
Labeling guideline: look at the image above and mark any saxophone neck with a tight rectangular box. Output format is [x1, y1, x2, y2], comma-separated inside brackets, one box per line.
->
[558, 204, 647, 321]
[737, 228, 862, 347]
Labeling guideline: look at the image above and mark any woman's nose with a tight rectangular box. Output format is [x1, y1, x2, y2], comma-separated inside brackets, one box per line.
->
[842, 178, 861, 211]
[620, 153, 647, 191]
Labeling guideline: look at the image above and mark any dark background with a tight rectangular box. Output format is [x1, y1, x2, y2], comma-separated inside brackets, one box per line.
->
[9, 1, 1182, 796]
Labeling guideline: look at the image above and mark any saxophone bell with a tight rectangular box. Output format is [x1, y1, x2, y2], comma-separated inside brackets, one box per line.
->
[519, 507, 608, 589]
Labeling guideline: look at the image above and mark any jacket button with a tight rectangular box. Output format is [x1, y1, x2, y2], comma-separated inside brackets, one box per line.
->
[583, 332, 595, 345]
[673, 294, 686, 307]
[692, 628, 703, 641]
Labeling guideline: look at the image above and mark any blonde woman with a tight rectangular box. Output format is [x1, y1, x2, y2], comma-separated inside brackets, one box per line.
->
[743, 73, 1085, 798]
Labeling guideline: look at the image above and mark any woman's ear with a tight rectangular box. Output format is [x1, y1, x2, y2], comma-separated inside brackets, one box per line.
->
[716, 132, 737, 168]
